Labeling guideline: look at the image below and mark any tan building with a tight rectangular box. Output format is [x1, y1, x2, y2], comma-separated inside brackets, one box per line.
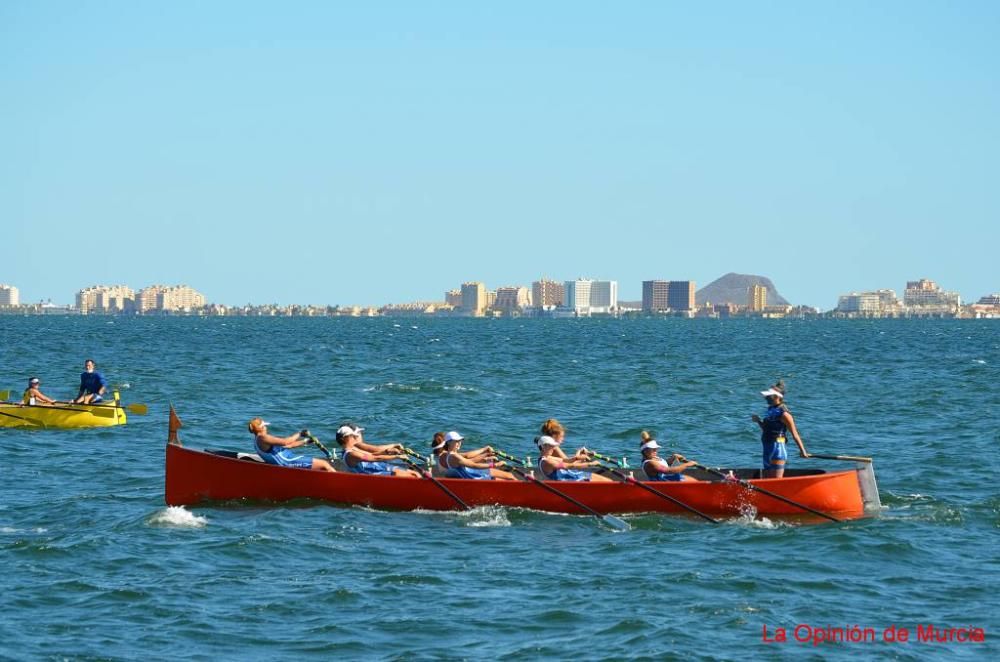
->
[76, 285, 135, 314]
[0, 284, 19, 306]
[494, 286, 531, 313]
[667, 281, 695, 311]
[136, 285, 206, 313]
[642, 280, 669, 313]
[903, 279, 960, 314]
[460, 282, 486, 316]
[445, 289, 463, 308]
[532, 278, 564, 309]
[749, 284, 767, 312]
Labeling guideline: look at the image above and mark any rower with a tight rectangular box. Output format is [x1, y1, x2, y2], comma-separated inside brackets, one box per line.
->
[72, 359, 107, 404]
[638, 431, 699, 482]
[438, 431, 515, 480]
[249, 418, 336, 472]
[537, 435, 613, 482]
[23, 377, 56, 405]
[337, 425, 420, 477]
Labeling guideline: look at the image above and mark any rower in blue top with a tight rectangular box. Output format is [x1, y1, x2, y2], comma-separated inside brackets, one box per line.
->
[72, 359, 107, 404]
[437, 430, 515, 480]
[638, 431, 700, 482]
[751, 380, 810, 478]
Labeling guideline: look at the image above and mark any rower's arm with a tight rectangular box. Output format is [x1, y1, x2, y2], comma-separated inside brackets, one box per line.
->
[783, 412, 809, 457]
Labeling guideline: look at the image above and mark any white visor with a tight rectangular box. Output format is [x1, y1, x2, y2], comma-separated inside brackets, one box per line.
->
[432, 440, 446, 451]
[760, 388, 784, 398]
[537, 435, 558, 447]
[336, 425, 360, 437]
[640, 440, 659, 451]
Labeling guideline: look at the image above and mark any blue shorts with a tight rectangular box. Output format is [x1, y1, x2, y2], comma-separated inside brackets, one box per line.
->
[649, 472, 684, 482]
[547, 469, 592, 482]
[349, 460, 395, 476]
[762, 440, 788, 471]
[445, 466, 492, 480]
[260, 448, 313, 469]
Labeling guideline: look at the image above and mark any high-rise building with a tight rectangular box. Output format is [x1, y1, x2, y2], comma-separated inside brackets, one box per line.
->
[532, 278, 564, 309]
[642, 280, 669, 313]
[494, 286, 531, 313]
[749, 284, 767, 312]
[0, 284, 19, 306]
[565, 279, 617, 315]
[835, 290, 902, 316]
[903, 279, 960, 310]
[76, 285, 135, 314]
[667, 281, 695, 312]
[445, 289, 463, 308]
[564, 279, 593, 313]
[460, 282, 486, 316]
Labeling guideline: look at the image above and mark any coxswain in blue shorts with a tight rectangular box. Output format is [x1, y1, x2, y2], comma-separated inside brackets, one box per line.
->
[638, 431, 699, 482]
[249, 418, 336, 472]
[72, 359, 107, 404]
[537, 435, 613, 482]
[336, 425, 420, 477]
[438, 431, 515, 480]
[752, 381, 810, 478]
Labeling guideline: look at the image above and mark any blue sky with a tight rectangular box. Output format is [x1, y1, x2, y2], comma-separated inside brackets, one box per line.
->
[2, 1, 997, 308]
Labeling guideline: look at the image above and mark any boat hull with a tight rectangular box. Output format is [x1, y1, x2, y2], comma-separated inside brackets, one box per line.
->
[165, 444, 873, 521]
[0, 403, 127, 428]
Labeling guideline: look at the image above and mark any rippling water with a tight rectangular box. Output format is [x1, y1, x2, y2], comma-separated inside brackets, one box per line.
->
[2, 316, 997, 659]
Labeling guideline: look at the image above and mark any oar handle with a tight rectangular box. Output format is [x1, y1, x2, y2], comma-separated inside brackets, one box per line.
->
[305, 434, 334, 460]
[590, 452, 622, 467]
[809, 453, 873, 463]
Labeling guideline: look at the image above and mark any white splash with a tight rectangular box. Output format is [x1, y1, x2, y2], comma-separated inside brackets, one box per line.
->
[148, 506, 208, 528]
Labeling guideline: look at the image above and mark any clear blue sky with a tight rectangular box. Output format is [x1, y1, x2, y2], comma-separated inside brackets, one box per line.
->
[3, 1, 998, 308]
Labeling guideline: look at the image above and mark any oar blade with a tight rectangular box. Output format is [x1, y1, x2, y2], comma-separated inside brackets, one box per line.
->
[0, 390, 9, 401]
[601, 514, 631, 532]
[126, 403, 149, 415]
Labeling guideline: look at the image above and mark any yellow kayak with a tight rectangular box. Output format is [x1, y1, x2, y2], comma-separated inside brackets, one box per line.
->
[0, 399, 138, 429]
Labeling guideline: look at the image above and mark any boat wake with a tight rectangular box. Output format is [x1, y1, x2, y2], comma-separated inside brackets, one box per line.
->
[148, 506, 208, 528]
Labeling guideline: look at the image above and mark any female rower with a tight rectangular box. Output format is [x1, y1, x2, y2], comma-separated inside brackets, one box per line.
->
[248, 418, 336, 472]
[23, 377, 57, 405]
[344, 422, 407, 455]
[438, 431, 515, 480]
[431, 431, 494, 462]
[751, 381, 810, 478]
[337, 425, 420, 477]
[638, 431, 699, 482]
[539, 419, 593, 460]
[537, 435, 613, 482]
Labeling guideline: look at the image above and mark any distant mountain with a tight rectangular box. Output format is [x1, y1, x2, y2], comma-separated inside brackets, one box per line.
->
[695, 273, 789, 307]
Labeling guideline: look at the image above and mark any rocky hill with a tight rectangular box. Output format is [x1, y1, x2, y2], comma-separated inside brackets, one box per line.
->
[695, 273, 789, 307]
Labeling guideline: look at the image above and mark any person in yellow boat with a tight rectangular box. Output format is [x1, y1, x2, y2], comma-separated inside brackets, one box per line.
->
[537, 435, 613, 482]
[248, 418, 336, 472]
[336, 425, 420, 477]
[72, 359, 107, 404]
[23, 377, 57, 405]
[638, 431, 699, 482]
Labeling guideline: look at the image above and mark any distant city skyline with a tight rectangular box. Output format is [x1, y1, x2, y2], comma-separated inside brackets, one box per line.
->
[3, 3, 998, 308]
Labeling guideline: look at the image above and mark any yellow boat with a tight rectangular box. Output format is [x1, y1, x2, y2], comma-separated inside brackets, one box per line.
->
[0, 392, 145, 429]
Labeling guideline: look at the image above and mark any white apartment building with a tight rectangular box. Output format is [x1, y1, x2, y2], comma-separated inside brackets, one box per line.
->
[76, 285, 135, 314]
[564, 279, 618, 316]
[0, 284, 19, 306]
[494, 286, 531, 313]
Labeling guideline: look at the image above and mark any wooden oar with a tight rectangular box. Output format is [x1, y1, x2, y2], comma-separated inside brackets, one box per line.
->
[588, 454, 719, 524]
[0, 390, 9, 401]
[809, 453, 872, 463]
[397, 452, 472, 511]
[693, 464, 841, 523]
[493, 451, 629, 531]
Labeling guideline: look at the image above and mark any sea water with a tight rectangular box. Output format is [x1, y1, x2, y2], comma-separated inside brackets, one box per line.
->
[1, 316, 997, 659]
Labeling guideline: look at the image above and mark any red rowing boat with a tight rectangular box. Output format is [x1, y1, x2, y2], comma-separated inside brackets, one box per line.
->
[164, 414, 881, 522]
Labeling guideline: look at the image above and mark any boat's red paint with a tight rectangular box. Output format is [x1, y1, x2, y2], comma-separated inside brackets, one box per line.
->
[165, 443, 869, 520]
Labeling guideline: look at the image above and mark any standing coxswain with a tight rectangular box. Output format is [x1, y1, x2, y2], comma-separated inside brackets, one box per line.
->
[751, 381, 810, 478]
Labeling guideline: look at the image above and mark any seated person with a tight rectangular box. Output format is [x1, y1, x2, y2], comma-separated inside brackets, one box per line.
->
[248, 418, 336, 471]
[438, 431, 515, 480]
[639, 431, 699, 482]
[537, 435, 613, 482]
[540, 418, 593, 460]
[343, 422, 406, 455]
[72, 359, 107, 404]
[23, 377, 57, 405]
[337, 425, 420, 477]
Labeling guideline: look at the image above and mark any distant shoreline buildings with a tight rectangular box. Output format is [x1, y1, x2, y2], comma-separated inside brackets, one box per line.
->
[0, 277, 998, 319]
